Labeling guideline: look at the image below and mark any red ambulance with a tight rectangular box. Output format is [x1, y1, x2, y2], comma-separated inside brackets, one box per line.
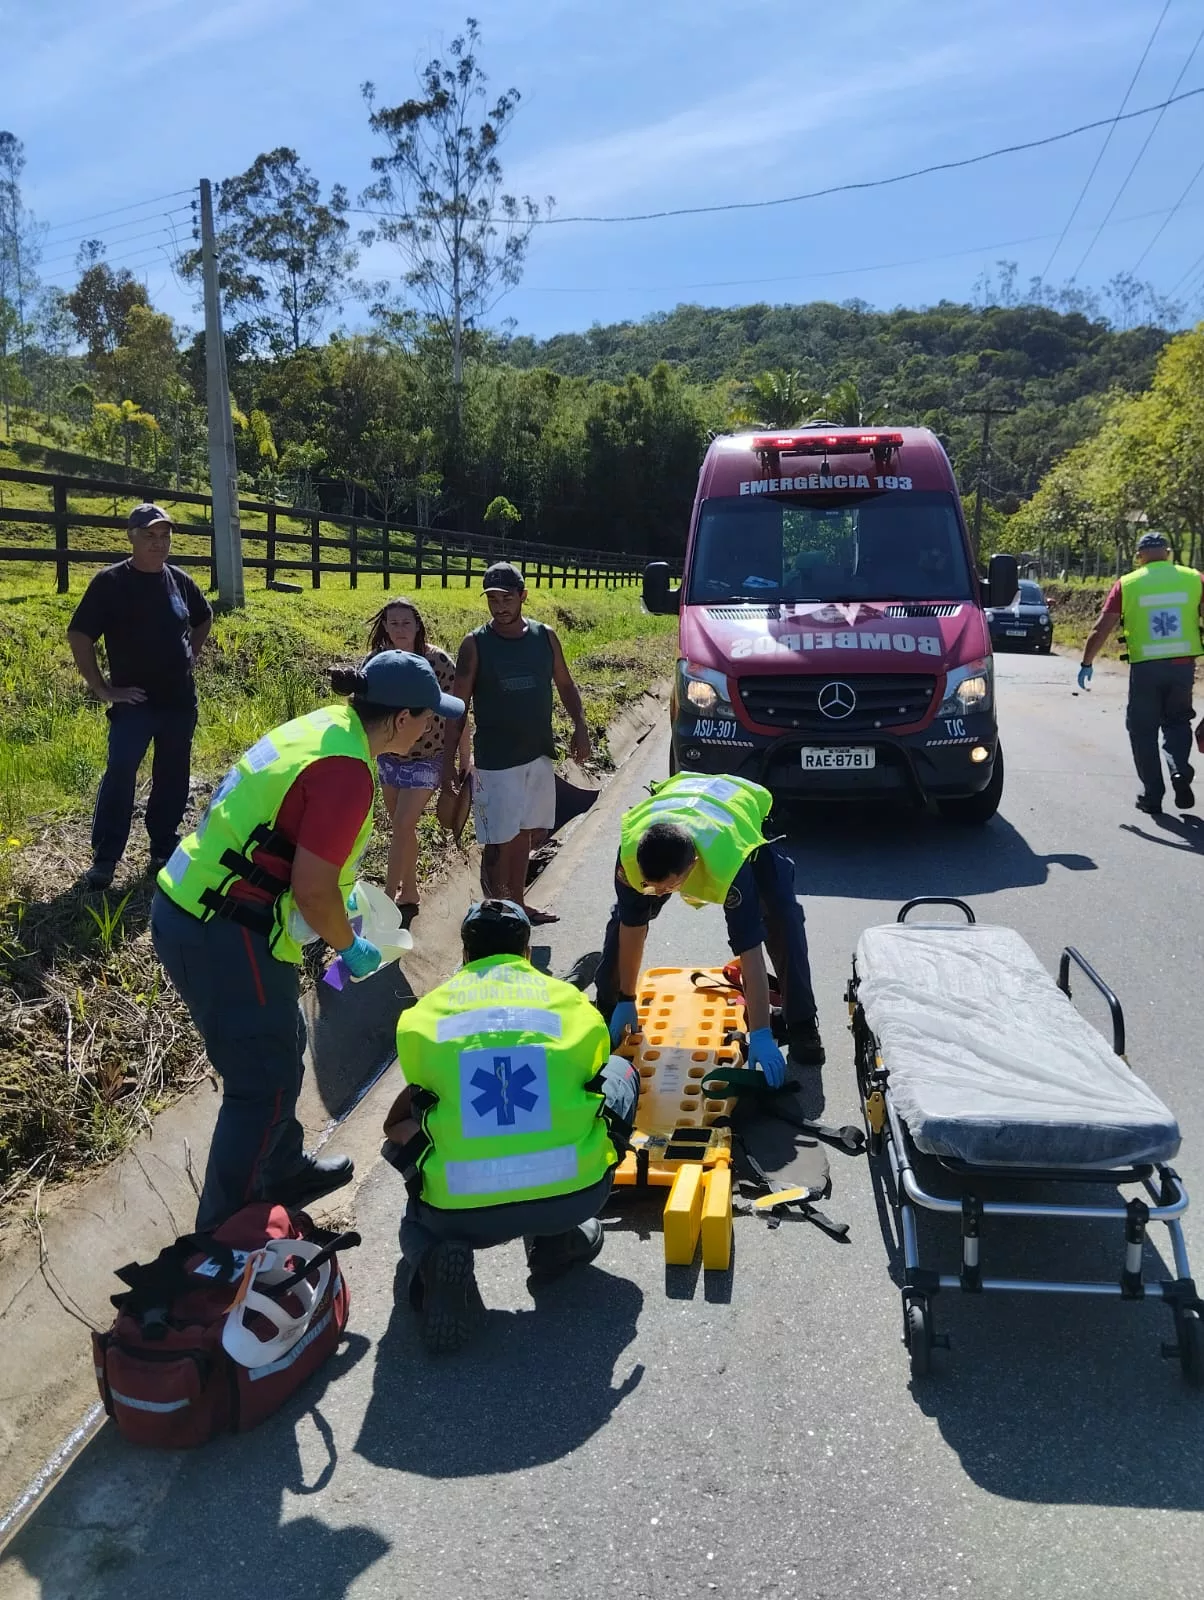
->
[643, 426, 1018, 822]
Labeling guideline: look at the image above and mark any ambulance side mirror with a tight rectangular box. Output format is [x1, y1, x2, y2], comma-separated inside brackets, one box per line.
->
[984, 553, 1019, 610]
[643, 562, 680, 615]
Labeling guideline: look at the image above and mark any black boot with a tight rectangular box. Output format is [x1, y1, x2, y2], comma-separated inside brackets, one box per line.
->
[525, 1218, 605, 1282]
[787, 1016, 826, 1067]
[418, 1240, 485, 1353]
[269, 1154, 355, 1211]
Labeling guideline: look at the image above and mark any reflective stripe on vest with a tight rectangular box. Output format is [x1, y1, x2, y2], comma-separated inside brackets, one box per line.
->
[619, 773, 772, 906]
[157, 704, 375, 964]
[1120, 563, 1204, 663]
[400, 956, 614, 1210]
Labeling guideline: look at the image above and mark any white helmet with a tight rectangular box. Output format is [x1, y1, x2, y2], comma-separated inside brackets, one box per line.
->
[221, 1239, 332, 1369]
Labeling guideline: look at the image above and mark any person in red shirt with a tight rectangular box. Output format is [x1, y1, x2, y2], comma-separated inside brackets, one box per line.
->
[152, 652, 463, 1230]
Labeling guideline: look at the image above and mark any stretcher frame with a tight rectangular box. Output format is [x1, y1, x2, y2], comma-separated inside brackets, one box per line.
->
[847, 897, 1204, 1384]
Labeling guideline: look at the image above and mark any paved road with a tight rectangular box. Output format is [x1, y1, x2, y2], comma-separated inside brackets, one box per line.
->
[6, 651, 1204, 1600]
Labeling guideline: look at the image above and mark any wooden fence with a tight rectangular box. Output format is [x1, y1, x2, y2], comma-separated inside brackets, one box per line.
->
[0, 467, 647, 595]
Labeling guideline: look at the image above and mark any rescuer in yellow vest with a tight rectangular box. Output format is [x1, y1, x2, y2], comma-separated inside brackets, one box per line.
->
[593, 773, 823, 1083]
[151, 651, 464, 1232]
[384, 898, 640, 1354]
[1079, 531, 1204, 816]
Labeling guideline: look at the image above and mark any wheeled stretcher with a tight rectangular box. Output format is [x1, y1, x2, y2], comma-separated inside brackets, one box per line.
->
[847, 897, 1203, 1384]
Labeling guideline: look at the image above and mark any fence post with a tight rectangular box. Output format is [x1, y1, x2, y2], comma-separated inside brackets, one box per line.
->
[53, 478, 70, 594]
[574, 562, 581, 589]
[561, 559, 568, 588]
[349, 520, 359, 590]
[440, 533, 449, 588]
[465, 547, 473, 588]
[208, 492, 217, 590]
[414, 530, 423, 589]
[310, 514, 321, 589]
[266, 505, 277, 587]
[382, 521, 391, 590]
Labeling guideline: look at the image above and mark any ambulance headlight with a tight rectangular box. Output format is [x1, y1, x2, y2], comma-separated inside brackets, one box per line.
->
[679, 661, 735, 716]
[939, 659, 993, 716]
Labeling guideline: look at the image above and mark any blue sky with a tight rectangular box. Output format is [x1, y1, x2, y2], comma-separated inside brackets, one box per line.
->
[7, 0, 1204, 341]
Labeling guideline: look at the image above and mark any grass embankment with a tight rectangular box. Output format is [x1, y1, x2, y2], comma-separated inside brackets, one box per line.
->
[1045, 582, 1115, 656]
[0, 575, 676, 1215]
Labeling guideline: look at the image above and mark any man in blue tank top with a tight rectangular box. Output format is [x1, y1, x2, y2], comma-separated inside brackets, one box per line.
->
[442, 563, 591, 924]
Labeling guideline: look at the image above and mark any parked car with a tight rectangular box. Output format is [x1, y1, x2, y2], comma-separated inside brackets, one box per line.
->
[987, 578, 1053, 653]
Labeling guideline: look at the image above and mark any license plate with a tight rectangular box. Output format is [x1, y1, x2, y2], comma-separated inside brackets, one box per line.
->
[802, 748, 876, 771]
[1005, 628, 1027, 637]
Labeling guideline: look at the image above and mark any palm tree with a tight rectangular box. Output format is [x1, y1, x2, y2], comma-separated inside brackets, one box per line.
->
[731, 369, 822, 430]
[815, 379, 884, 427]
[92, 399, 160, 471]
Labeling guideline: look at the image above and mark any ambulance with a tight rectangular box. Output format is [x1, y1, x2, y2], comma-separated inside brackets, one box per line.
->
[643, 427, 1019, 822]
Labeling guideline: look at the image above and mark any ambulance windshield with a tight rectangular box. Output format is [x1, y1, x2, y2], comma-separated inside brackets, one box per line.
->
[687, 490, 975, 604]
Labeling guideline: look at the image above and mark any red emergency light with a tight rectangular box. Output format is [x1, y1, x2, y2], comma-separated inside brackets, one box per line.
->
[751, 431, 905, 455]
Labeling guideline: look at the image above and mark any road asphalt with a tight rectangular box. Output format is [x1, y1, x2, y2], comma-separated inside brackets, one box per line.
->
[4, 649, 1204, 1600]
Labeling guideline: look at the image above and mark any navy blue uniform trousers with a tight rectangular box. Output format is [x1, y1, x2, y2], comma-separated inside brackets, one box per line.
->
[151, 891, 306, 1232]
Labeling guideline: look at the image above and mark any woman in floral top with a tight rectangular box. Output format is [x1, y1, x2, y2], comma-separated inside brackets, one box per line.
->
[366, 599, 468, 927]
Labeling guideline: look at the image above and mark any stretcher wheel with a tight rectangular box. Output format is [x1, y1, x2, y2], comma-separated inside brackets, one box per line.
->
[906, 1300, 932, 1380]
[1178, 1312, 1204, 1388]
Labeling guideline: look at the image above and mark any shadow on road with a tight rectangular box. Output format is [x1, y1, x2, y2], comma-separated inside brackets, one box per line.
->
[356, 1263, 643, 1477]
[302, 958, 417, 1118]
[860, 1157, 1204, 1510]
[1121, 814, 1204, 855]
[780, 807, 1096, 900]
[1, 1334, 387, 1600]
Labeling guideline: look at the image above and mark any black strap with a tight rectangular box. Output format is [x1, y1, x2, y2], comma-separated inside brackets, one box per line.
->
[198, 888, 277, 938]
[726, 1128, 850, 1242]
[706, 1078, 866, 1156]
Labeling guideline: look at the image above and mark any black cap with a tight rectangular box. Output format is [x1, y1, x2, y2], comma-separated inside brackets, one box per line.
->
[482, 561, 525, 593]
[461, 898, 531, 936]
[128, 502, 173, 531]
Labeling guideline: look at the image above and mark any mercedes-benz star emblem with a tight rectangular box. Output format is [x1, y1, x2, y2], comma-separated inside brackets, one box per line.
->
[818, 681, 856, 720]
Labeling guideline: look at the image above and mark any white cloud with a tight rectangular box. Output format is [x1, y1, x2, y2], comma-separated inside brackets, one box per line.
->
[503, 5, 1153, 217]
[6, 0, 310, 124]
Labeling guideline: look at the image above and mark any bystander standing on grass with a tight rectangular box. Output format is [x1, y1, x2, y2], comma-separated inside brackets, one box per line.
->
[365, 598, 468, 928]
[65, 503, 212, 891]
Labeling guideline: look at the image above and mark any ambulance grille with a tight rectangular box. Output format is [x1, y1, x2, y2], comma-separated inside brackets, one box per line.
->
[737, 674, 937, 732]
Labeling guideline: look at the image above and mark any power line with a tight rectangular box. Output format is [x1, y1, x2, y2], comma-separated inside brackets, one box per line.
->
[38, 215, 193, 274]
[40, 188, 196, 237]
[507, 198, 1204, 296]
[1130, 152, 1204, 272]
[39, 241, 186, 292]
[37, 207, 193, 266]
[1170, 242, 1204, 292]
[1040, 0, 1171, 280]
[1071, 20, 1204, 279]
[349, 84, 1204, 230]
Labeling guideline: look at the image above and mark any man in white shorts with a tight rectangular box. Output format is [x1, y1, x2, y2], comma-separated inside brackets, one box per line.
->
[442, 562, 590, 924]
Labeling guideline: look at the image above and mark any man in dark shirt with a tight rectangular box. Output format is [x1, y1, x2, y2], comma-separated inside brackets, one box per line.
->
[67, 502, 212, 890]
[442, 562, 590, 924]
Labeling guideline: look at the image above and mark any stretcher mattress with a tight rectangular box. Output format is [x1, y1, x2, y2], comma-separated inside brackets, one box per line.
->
[855, 924, 1180, 1169]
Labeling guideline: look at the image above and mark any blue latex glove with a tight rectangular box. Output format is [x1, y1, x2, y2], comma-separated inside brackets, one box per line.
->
[1077, 663, 1093, 690]
[609, 1000, 639, 1049]
[748, 1026, 787, 1088]
[338, 934, 382, 980]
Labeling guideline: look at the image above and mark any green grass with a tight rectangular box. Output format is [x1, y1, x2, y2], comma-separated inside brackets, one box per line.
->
[0, 577, 672, 836]
[0, 572, 675, 1208]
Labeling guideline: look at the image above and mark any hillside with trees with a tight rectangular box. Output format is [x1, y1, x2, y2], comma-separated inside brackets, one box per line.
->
[2, 20, 1197, 565]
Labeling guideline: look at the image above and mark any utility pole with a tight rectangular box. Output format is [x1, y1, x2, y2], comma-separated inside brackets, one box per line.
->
[199, 178, 244, 609]
[965, 402, 1015, 560]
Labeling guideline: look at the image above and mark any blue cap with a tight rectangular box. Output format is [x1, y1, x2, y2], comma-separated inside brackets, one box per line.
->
[128, 502, 173, 530]
[1137, 531, 1169, 552]
[361, 650, 464, 718]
